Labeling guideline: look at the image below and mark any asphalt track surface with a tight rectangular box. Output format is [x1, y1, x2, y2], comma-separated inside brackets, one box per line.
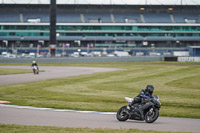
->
[0, 66, 200, 133]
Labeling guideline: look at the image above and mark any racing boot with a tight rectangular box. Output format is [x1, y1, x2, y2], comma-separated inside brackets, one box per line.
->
[126, 100, 135, 117]
[127, 104, 134, 118]
[126, 104, 131, 114]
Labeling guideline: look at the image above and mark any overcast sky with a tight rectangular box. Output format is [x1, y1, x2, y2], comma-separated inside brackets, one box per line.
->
[0, 0, 199, 5]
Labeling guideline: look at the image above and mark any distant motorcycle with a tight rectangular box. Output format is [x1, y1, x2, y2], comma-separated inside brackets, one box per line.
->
[116, 95, 161, 123]
[32, 66, 39, 75]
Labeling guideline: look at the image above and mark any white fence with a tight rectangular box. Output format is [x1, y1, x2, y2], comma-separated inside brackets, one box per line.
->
[173, 51, 189, 57]
[178, 57, 200, 62]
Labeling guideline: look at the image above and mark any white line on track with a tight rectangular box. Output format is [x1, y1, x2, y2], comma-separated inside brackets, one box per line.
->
[0, 104, 116, 115]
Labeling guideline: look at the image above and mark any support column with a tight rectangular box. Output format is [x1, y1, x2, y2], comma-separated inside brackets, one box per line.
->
[49, 0, 57, 57]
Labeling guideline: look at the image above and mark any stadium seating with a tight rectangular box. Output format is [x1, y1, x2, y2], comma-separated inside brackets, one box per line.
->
[23, 12, 49, 22]
[113, 12, 141, 23]
[84, 12, 112, 23]
[0, 12, 20, 22]
[0, 4, 199, 50]
[173, 13, 199, 23]
[143, 13, 171, 23]
[57, 12, 82, 23]
[0, 6, 199, 24]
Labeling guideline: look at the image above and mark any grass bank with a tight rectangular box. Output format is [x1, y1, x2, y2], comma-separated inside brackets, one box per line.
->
[0, 124, 189, 133]
[0, 62, 200, 118]
[0, 68, 32, 75]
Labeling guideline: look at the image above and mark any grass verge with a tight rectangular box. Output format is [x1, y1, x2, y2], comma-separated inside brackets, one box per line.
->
[0, 124, 190, 133]
[0, 68, 32, 75]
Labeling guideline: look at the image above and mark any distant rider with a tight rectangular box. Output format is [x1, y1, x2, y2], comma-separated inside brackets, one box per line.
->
[127, 85, 154, 120]
[31, 60, 39, 74]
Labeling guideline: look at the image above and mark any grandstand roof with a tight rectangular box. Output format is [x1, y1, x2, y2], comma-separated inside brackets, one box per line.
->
[0, 0, 199, 5]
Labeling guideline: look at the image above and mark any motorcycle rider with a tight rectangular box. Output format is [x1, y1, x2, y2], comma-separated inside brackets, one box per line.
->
[31, 60, 39, 74]
[127, 85, 154, 120]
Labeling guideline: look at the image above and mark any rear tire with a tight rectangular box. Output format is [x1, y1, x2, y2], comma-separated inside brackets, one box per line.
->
[145, 108, 159, 123]
[116, 106, 129, 121]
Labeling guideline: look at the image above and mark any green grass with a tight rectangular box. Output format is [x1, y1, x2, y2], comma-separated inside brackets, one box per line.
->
[0, 62, 200, 118]
[0, 68, 32, 75]
[0, 124, 190, 133]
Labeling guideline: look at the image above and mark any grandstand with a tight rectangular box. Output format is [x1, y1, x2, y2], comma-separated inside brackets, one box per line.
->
[0, 0, 200, 56]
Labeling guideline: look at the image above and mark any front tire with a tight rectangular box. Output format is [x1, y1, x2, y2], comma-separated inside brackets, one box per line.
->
[145, 108, 159, 123]
[116, 106, 129, 121]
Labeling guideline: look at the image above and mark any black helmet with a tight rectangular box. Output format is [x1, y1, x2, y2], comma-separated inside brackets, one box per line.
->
[145, 85, 154, 94]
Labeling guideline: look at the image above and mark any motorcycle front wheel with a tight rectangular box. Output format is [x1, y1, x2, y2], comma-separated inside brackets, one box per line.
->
[116, 106, 129, 121]
[145, 108, 159, 123]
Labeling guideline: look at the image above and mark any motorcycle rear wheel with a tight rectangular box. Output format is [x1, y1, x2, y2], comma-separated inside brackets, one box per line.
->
[145, 108, 159, 123]
[33, 69, 36, 74]
[33, 69, 39, 74]
[116, 106, 129, 121]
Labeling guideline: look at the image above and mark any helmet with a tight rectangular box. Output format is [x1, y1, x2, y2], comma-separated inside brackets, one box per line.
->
[145, 85, 154, 94]
[32, 61, 36, 64]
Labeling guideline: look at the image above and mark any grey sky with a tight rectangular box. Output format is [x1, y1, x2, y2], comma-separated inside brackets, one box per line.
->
[0, 0, 199, 5]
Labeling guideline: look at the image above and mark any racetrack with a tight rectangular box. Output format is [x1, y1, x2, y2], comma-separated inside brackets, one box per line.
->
[0, 66, 200, 133]
[0, 66, 122, 86]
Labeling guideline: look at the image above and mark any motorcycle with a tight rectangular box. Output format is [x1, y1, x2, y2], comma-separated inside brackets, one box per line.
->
[116, 95, 161, 123]
[32, 66, 39, 75]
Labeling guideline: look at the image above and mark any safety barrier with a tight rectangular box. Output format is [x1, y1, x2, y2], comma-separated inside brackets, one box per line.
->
[0, 56, 162, 63]
[178, 57, 200, 62]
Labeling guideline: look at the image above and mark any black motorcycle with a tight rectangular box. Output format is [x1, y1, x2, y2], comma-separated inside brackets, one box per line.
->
[116, 95, 161, 123]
